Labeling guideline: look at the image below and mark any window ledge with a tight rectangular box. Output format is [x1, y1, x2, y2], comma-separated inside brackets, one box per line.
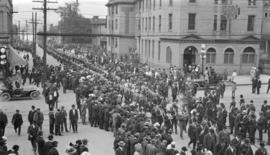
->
[187, 30, 197, 33]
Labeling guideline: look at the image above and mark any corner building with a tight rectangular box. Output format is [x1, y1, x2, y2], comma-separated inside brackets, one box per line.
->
[107, 0, 267, 74]
[106, 0, 136, 58]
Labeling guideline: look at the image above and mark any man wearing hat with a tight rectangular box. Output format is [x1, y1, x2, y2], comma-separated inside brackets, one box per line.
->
[69, 104, 78, 133]
[43, 134, 54, 155]
[11, 110, 23, 136]
[115, 141, 125, 155]
[36, 131, 45, 155]
[179, 146, 187, 155]
[255, 142, 267, 155]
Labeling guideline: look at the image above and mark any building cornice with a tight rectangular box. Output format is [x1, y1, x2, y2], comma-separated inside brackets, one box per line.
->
[160, 38, 261, 44]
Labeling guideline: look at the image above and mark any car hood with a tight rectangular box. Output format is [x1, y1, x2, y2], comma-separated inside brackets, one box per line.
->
[23, 86, 41, 92]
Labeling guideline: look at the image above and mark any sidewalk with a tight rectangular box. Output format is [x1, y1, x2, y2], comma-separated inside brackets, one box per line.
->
[230, 74, 270, 86]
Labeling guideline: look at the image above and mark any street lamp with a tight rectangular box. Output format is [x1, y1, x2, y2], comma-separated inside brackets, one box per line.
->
[201, 44, 206, 74]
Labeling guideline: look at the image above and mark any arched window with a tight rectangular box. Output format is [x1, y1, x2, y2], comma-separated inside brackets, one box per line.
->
[224, 48, 234, 64]
[242, 47, 256, 64]
[206, 48, 216, 64]
[166, 46, 172, 64]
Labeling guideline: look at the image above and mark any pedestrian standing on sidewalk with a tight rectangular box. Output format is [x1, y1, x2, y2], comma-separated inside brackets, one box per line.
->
[54, 109, 62, 136]
[266, 79, 270, 94]
[0, 109, 8, 138]
[28, 106, 36, 125]
[69, 105, 78, 133]
[27, 121, 39, 154]
[60, 106, 69, 133]
[231, 82, 237, 98]
[11, 110, 23, 136]
[33, 108, 44, 131]
[257, 79, 262, 95]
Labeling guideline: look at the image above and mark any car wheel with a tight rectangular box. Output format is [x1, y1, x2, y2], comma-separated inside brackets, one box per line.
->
[1, 93, 11, 101]
[30, 91, 40, 100]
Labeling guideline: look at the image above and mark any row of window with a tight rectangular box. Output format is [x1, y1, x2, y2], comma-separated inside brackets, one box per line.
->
[138, 14, 256, 32]
[137, 0, 256, 11]
[164, 46, 256, 64]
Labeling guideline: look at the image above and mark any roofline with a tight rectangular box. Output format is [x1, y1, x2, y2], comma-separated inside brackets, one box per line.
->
[106, 1, 135, 7]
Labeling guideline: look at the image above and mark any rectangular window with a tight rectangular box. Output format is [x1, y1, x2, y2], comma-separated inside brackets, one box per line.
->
[153, 16, 155, 32]
[188, 13, 196, 30]
[112, 6, 114, 14]
[169, 13, 173, 30]
[145, 18, 148, 31]
[247, 15, 255, 31]
[248, 0, 256, 5]
[189, 0, 196, 2]
[159, 0, 162, 8]
[169, 0, 173, 6]
[115, 19, 118, 30]
[159, 15, 162, 32]
[115, 5, 118, 14]
[213, 15, 217, 31]
[112, 20, 114, 30]
[265, 12, 268, 18]
[115, 38, 118, 48]
[158, 41, 161, 61]
[153, 0, 156, 9]
[221, 0, 228, 4]
[138, 19, 141, 30]
[142, 18, 144, 32]
[152, 40, 155, 59]
[214, 0, 218, 4]
[220, 15, 227, 31]
[149, 17, 151, 31]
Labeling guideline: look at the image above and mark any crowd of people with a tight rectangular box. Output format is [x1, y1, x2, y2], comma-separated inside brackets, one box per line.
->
[1, 44, 270, 155]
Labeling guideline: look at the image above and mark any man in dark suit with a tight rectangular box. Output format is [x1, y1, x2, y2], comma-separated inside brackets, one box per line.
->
[257, 79, 262, 94]
[0, 109, 8, 137]
[11, 110, 23, 136]
[28, 106, 36, 125]
[69, 104, 78, 133]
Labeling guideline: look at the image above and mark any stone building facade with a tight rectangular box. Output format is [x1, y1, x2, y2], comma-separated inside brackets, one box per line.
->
[107, 0, 270, 74]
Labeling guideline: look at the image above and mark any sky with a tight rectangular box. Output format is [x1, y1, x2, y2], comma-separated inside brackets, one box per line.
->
[13, 0, 108, 30]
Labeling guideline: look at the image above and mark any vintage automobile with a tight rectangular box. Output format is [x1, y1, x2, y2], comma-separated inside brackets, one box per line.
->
[0, 85, 41, 101]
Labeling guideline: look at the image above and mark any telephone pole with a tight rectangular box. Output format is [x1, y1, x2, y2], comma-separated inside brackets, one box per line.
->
[29, 12, 42, 58]
[25, 20, 29, 42]
[33, 0, 57, 84]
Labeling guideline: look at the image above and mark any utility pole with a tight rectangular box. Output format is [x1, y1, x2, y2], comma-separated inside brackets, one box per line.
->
[25, 20, 29, 42]
[29, 12, 41, 58]
[33, 0, 57, 84]
[18, 21, 20, 41]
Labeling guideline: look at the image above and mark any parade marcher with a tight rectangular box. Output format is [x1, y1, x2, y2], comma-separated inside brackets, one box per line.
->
[36, 131, 45, 155]
[248, 110, 257, 144]
[69, 105, 78, 133]
[28, 106, 36, 125]
[0, 110, 8, 137]
[257, 112, 265, 142]
[252, 78, 257, 94]
[27, 121, 39, 154]
[33, 108, 44, 131]
[54, 109, 62, 136]
[60, 106, 69, 133]
[11, 110, 23, 136]
[188, 121, 197, 149]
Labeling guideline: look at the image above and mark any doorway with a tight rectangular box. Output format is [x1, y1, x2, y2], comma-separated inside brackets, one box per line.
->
[183, 46, 197, 66]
